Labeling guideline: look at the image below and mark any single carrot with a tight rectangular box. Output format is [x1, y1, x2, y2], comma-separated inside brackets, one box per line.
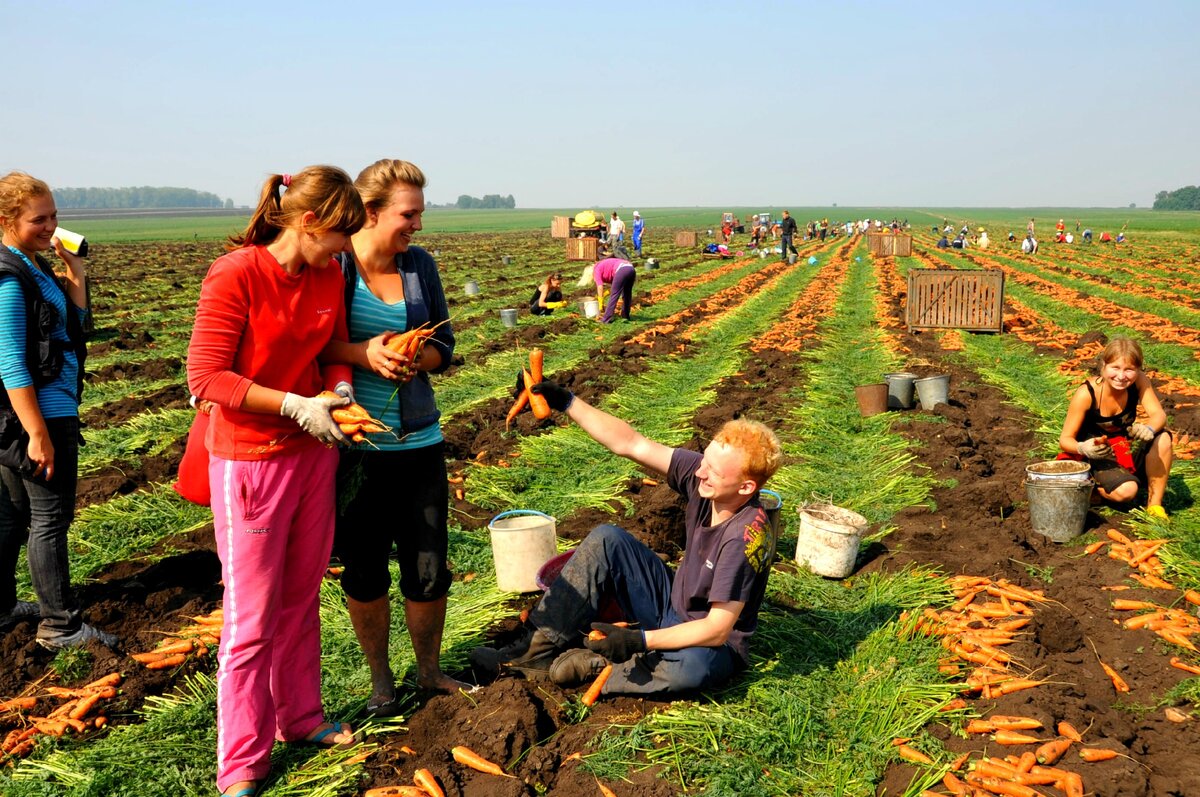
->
[587, 630, 607, 642]
[1169, 657, 1200, 675]
[949, 751, 971, 772]
[993, 730, 1043, 746]
[962, 774, 1042, 797]
[151, 639, 196, 656]
[989, 679, 1046, 697]
[597, 783, 618, 797]
[942, 772, 970, 795]
[523, 368, 551, 420]
[1184, 590, 1200, 607]
[940, 698, 968, 712]
[1035, 737, 1072, 765]
[990, 716, 1043, 731]
[0, 697, 37, 713]
[641, 478, 658, 486]
[560, 752, 582, 766]
[144, 653, 188, 670]
[529, 348, 545, 382]
[1056, 721, 1083, 743]
[81, 672, 123, 691]
[1078, 747, 1118, 762]
[1015, 751, 1036, 773]
[1111, 599, 1160, 611]
[400, 745, 417, 755]
[1060, 772, 1085, 797]
[896, 744, 934, 765]
[964, 719, 996, 734]
[413, 767, 444, 797]
[450, 746, 515, 778]
[1084, 540, 1107, 555]
[582, 664, 613, 707]
[364, 787, 428, 797]
[45, 685, 117, 700]
[505, 388, 529, 431]
[1099, 660, 1130, 693]
[1107, 529, 1132, 545]
[131, 651, 172, 664]
[68, 693, 103, 721]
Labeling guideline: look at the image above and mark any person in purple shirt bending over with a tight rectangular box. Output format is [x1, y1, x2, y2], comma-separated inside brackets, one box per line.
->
[580, 254, 636, 323]
[471, 381, 782, 696]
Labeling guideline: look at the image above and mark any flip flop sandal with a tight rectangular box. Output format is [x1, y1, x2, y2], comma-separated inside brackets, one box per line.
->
[305, 721, 355, 749]
[220, 785, 258, 797]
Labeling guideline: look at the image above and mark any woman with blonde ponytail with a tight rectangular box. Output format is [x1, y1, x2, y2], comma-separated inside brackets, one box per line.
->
[186, 166, 366, 797]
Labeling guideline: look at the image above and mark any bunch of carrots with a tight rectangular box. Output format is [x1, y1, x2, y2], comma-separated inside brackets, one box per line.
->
[316, 391, 391, 444]
[506, 348, 551, 430]
[130, 608, 224, 670]
[1, 673, 122, 761]
[383, 320, 449, 379]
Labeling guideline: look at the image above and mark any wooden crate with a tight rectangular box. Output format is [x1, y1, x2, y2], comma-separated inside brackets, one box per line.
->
[674, 231, 698, 247]
[566, 237, 599, 261]
[867, 232, 913, 257]
[551, 216, 571, 239]
[907, 268, 1004, 333]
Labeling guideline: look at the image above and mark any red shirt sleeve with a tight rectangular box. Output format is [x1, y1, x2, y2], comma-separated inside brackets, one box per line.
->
[188, 251, 255, 409]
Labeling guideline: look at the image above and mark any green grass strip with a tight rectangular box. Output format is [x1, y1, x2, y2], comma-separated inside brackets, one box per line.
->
[770, 244, 935, 529]
[1121, 459, 1200, 594]
[79, 407, 194, 475]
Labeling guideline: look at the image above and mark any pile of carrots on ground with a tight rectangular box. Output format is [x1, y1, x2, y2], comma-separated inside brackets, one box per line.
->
[363, 745, 516, 796]
[129, 608, 224, 670]
[1, 673, 122, 762]
[1086, 529, 1200, 667]
[902, 714, 1127, 797]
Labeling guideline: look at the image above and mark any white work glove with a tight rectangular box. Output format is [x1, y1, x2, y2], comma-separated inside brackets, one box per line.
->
[1076, 437, 1112, 460]
[280, 392, 349, 445]
[1128, 423, 1156, 442]
[333, 381, 356, 404]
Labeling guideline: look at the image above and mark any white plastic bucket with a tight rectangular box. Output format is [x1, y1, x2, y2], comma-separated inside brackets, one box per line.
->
[488, 510, 558, 592]
[795, 503, 867, 578]
[583, 299, 600, 319]
[1026, 460, 1091, 483]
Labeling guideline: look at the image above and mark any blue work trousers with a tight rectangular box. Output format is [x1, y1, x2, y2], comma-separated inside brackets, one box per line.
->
[531, 524, 739, 696]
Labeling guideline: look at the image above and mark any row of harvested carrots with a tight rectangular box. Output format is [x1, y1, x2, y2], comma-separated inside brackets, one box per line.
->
[905, 576, 1108, 796]
[1, 673, 123, 762]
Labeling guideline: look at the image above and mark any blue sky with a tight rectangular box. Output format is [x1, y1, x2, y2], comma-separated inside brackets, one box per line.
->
[5, 1, 1198, 208]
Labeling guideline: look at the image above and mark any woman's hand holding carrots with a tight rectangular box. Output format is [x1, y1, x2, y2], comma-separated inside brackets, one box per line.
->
[364, 333, 411, 381]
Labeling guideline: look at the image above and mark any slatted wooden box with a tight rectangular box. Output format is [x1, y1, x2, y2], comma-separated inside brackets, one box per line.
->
[551, 216, 571, 239]
[566, 237, 599, 261]
[674, 231, 699, 247]
[867, 232, 913, 257]
[906, 268, 1004, 333]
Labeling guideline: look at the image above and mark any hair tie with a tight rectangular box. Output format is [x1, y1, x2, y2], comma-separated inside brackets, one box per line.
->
[281, 173, 292, 188]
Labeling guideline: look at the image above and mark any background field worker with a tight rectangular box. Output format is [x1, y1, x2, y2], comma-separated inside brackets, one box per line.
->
[977, 229, 989, 249]
[578, 255, 636, 323]
[779, 210, 798, 262]
[470, 381, 782, 697]
[1057, 336, 1172, 520]
[530, 271, 566, 315]
[1022, 233, 1038, 254]
[609, 211, 625, 244]
[631, 211, 645, 256]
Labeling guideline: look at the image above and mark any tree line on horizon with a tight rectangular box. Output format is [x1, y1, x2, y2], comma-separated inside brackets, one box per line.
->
[1153, 185, 1200, 211]
[53, 186, 232, 209]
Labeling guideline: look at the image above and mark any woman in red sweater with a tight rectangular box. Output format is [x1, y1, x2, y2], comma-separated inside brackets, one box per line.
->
[187, 166, 366, 797]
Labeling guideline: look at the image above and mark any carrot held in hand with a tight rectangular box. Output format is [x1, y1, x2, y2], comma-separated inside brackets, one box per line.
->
[450, 746, 515, 778]
[523, 369, 551, 420]
[529, 348, 545, 382]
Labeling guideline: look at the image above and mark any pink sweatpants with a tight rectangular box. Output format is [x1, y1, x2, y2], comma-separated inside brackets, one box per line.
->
[210, 445, 338, 792]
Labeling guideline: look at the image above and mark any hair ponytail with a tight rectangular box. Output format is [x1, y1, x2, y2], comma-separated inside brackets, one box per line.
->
[227, 166, 366, 250]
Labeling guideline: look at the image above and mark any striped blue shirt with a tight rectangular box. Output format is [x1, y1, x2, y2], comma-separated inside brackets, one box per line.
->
[347, 272, 441, 451]
[0, 247, 82, 418]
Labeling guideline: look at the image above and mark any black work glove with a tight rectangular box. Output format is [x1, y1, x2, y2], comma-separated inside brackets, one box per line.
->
[512, 371, 528, 400]
[531, 380, 574, 412]
[585, 622, 646, 664]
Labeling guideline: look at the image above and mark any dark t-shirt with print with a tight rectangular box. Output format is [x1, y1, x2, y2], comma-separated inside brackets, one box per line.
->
[667, 448, 773, 665]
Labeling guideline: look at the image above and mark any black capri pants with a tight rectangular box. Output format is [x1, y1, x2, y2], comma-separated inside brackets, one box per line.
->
[334, 441, 452, 603]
